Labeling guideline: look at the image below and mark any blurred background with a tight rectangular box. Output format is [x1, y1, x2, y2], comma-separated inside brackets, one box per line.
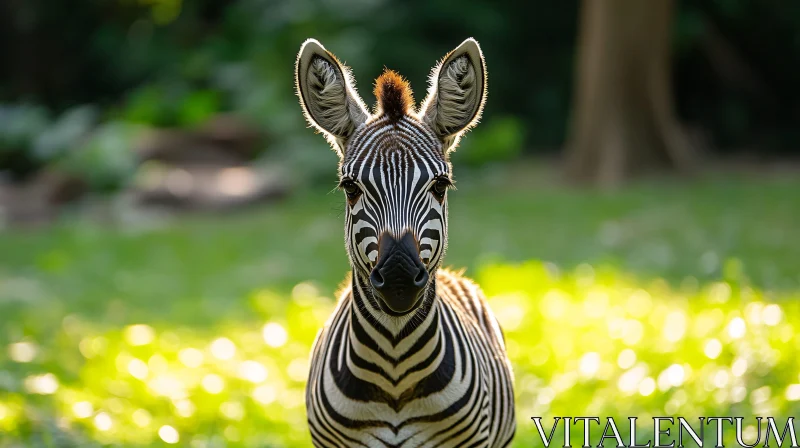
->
[1, 0, 799, 446]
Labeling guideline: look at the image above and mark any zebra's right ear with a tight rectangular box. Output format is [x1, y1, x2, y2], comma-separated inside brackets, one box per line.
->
[295, 39, 369, 155]
[418, 38, 487, 150]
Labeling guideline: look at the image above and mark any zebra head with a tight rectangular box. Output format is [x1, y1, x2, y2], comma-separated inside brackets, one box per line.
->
[295, 38, 487, 315]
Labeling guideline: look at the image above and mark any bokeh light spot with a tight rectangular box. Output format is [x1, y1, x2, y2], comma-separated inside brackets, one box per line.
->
[220, 401, 245, 421]
[94, 412, 112, 431]
[158, 425, 180, 444]
[178, 348, 204, 368]
[8, 341, 38, 363]
[579, 352, 601, 377]
[263, 323, 288, 348]
[762, 304, 782, 326]
[663, 311, 687, 342]
[618, 365, 647, 394]
[727, 317, 746, 339]
[731, 385, 747, 403]
[292, 282, 319, 302]
[704, 338, 722, 359]
[239, 360, 268, 383]
[785, 384, 800, 401]
[210, 338, 236, 360]
[132, 409, 152, 427]
[125, 324, 155, 346]
[201, 374, 225, 394]
[72, 401, 94, 419]
[639, 377, 656, 396]
[732, 358, 748, 377]
[617, 349, 637, 369]
[127, 358, 148, 380]
[252, 384, 277, 405]
[174, 399, 196, 418]
[713, 369, 730, 389]
[666, 364, 685, 387]
[148, 375, 187, 399]
[24, 373, 59, 394]
[622, 320, 644, 345]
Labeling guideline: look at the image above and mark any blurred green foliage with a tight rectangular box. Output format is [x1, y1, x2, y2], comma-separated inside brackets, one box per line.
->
[0, 171, 799, 446]
[457, 116, 525, 167]
[1, 2, 799, 445]
[122, 86, 221, 128]
[57, 122, 141, 192]
[0, 105, 51, 180]
[2, 0, 800, 185]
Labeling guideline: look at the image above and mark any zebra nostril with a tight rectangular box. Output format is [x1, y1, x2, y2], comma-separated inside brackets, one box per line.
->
[413, 268, 428, 287]
[369, 269, 385, 289]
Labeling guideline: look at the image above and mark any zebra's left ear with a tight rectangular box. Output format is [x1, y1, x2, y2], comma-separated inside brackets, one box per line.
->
[295, 39, 370, 156]
[418, 38, 487, 150]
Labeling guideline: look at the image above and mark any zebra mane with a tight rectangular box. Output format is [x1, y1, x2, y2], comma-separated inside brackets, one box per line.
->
[374, 70, 414, 122]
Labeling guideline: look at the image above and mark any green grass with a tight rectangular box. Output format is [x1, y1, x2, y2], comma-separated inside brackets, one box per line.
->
[0, 163, 799, 446]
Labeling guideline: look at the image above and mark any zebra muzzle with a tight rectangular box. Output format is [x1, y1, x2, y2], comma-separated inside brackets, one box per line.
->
[369, 232, 429, 314]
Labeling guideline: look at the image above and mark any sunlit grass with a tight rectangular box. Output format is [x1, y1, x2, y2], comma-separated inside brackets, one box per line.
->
[1, 260, 798, 447]
[1, 172, 799, 446]
[483, 262, 800, 446]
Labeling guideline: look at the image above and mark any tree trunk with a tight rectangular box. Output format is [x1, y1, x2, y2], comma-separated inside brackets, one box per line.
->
[565, 0, 696, 187]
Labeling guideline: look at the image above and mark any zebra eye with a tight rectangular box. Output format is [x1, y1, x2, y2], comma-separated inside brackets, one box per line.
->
[341, 180, 361, 200]
[432, 177, 451, 198]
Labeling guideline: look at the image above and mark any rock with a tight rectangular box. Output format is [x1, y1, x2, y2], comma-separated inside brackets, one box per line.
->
[199, 113, 262, 159]
[135, 114, 263, 166]
[0, 169, 87, 226]
[131, 164, 288, 211]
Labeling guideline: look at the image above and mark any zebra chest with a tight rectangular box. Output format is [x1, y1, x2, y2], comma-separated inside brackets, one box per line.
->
[305, 285, 512, 447]
[313, 340, 492, 447]
[310, 310, 490, 421]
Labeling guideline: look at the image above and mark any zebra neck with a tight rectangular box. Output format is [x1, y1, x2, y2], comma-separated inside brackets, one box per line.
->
[349, 272, 441, 357]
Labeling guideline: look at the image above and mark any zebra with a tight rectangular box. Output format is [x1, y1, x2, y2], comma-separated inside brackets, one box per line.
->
[295, 37, 516, 447]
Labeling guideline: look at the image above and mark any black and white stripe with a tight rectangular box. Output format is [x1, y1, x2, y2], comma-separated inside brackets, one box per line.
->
[307, 116, 515, 447]
[307, 270, 515, 447]
[296, 37, 515, 447]
[342, 117, 449, 274]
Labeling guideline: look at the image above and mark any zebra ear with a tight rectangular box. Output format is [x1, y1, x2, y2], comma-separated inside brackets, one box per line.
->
[295, 39, 369, 155]
[418, 38, 487, 149]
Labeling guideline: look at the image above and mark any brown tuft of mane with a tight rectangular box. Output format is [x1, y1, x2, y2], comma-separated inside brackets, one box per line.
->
[374, 70, 414, 122]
